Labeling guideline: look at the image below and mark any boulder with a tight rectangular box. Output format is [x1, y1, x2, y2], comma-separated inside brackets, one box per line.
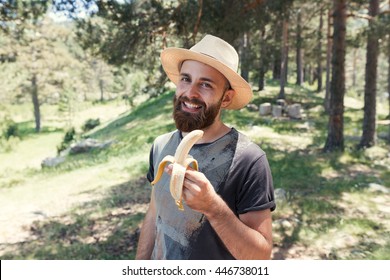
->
[276, 99, 287, 109]
[274, 188, 288, 204]
[41, 156, 66, 168]
[69, 138, 114, 154]
[287, 104, 302, 119]
[367, 183, 389, 194]
[272, 105, 283, 118]
[246, 103, 259, 112]
[259, 103, 272, 116]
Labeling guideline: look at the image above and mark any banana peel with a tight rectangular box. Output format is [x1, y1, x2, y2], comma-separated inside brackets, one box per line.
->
[151, 130, 204, 210]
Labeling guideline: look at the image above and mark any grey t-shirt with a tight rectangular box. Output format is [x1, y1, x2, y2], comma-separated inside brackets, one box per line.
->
[147, 128, 275, 259]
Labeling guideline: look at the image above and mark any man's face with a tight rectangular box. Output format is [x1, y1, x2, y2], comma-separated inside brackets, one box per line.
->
[173, 60, 231, 132]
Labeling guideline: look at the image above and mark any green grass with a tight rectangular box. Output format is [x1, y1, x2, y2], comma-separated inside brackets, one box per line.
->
[0, 83, 389, 260]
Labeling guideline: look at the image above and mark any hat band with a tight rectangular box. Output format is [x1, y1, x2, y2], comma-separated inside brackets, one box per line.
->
[199, 52, 217, 60]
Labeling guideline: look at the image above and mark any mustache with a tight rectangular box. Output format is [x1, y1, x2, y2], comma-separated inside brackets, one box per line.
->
[176, 96, 206, 108]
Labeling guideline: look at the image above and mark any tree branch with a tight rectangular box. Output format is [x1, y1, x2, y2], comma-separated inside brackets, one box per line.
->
[243, 0, 266, 13]
[191, 0, 203, 44]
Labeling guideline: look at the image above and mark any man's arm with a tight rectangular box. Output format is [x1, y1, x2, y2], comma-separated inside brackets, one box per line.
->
[206, 196, 272, 259]
[135, 189, 156, 260]
[180, 168, 273, 260]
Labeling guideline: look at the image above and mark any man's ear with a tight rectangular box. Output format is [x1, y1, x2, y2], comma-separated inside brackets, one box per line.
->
[221, 89, 235, 108]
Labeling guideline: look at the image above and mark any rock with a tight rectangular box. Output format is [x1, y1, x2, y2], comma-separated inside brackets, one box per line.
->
[276, 99, 287, 111]
[272, 105, 283, 118]
[367, 183, 389, 194]
[274, 188, 288, 204]
[69, 138, 114, 154]
[287, 104, 302, 119]
[41, 156, 66, 168]
[246, 103, 259, 112]
[378, 132, 390, 141]
[364, 146, 388, 160]
[259, 103, 272, 116]
[281, 219, 293, 228]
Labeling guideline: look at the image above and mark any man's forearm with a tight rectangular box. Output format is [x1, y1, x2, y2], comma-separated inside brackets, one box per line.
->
[135, 189, 157, 260]
[135, 208, 156, 259]
[205, 196, 273, 260]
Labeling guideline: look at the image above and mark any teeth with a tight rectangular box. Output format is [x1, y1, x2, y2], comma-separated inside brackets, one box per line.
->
[184, 102, 201, 109]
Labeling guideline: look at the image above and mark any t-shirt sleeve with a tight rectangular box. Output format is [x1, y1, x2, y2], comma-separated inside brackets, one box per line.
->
[236, 151, 276, 214]
[146, 145, 154, 183]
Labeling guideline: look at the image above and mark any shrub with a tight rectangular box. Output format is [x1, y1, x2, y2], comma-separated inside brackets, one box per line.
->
[57, 127, 76, 154]
[82, 118, 100, 132]
[1, 119, 19, 140]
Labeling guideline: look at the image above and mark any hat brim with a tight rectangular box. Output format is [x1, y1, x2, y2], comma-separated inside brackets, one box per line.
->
[160, 47, 252, 110]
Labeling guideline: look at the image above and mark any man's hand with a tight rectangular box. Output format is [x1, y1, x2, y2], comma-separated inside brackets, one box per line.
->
[165, 164, 219, 214]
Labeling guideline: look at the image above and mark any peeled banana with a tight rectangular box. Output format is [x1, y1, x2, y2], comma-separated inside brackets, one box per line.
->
[151, 130, 204, 210]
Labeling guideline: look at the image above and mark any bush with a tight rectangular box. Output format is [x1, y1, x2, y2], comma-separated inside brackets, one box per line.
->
[57, 127, 76, 154]
[1, 118, 19, 140]
[82, 118, 100, 132]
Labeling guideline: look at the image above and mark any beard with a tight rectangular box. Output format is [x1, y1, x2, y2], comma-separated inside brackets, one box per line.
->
[173, 95, 223, 132]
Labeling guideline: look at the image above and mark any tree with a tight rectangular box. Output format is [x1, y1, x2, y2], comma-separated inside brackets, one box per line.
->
[385, 0, 390, 143]
[240, 32, 250, 82]
[316, 7, 324, 92]
[72, 0, 263, 94]
[324, 0, 347, 152]
[386, 0, 390, 143]
[0, 1, 102, 132]
[324, 8, 333, 113]
[296, 9, 303, 86]
[358, 0, 380, 149]
[257, 24, 267, 91]
[1, 0, 50, 132]
[278, 18, 289, 100]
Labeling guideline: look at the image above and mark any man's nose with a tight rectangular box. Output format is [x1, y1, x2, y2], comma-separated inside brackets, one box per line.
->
[184, 83, 200, 99]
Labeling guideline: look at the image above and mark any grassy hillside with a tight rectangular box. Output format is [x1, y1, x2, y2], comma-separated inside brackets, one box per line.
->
[0, 84, 389, 260]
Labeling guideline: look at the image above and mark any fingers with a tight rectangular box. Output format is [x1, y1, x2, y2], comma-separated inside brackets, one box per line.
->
[164, 163, 208, 196]
[164, 164, 173, 175]
[183, 177, 202, 193]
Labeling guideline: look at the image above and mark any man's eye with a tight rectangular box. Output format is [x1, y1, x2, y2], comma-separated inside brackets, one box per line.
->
[201, 82, 212, 88]
[180, 76, 190, 82]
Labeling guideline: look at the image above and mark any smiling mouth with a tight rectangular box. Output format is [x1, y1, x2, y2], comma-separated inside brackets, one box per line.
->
[184, 101, 202, 110]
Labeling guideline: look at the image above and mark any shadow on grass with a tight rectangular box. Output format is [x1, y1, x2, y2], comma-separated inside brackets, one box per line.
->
[263, 144, 387, 259]
[1, 143, 387, 260]
[9, 120, 64, 140]
[0, 177, 151, 260]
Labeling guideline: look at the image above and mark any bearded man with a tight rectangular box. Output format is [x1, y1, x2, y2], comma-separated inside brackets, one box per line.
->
[136, 35, 275, 260]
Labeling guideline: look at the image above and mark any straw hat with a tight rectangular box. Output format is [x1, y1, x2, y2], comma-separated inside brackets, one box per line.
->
[160, 34, 253, 110]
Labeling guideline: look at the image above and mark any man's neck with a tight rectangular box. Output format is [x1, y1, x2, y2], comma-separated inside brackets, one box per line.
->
[182, 121, 231, 144]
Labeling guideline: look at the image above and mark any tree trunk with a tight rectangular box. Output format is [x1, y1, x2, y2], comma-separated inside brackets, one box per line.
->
[317, 8, 324, 92]
[359, 0, 379, 149]
[323, 0, 346, 152]
[258, 25, 267, 91]
[241, 32, 250, 82]
[191, 0, 203, 44]
[324, 8, 333, 114]
[387, 0, 390, 143]
[352, 48, 357, 89]
[99, 79, 104, 102]
[31, 73, 41, 133]
[296, 10, 303, 85]
[305, 64, 314, 85]
[272, 22, 282, 80]
[278, 19, 289, 100]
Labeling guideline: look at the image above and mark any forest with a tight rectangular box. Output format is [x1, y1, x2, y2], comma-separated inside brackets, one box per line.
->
[0, 0, 389, 260]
